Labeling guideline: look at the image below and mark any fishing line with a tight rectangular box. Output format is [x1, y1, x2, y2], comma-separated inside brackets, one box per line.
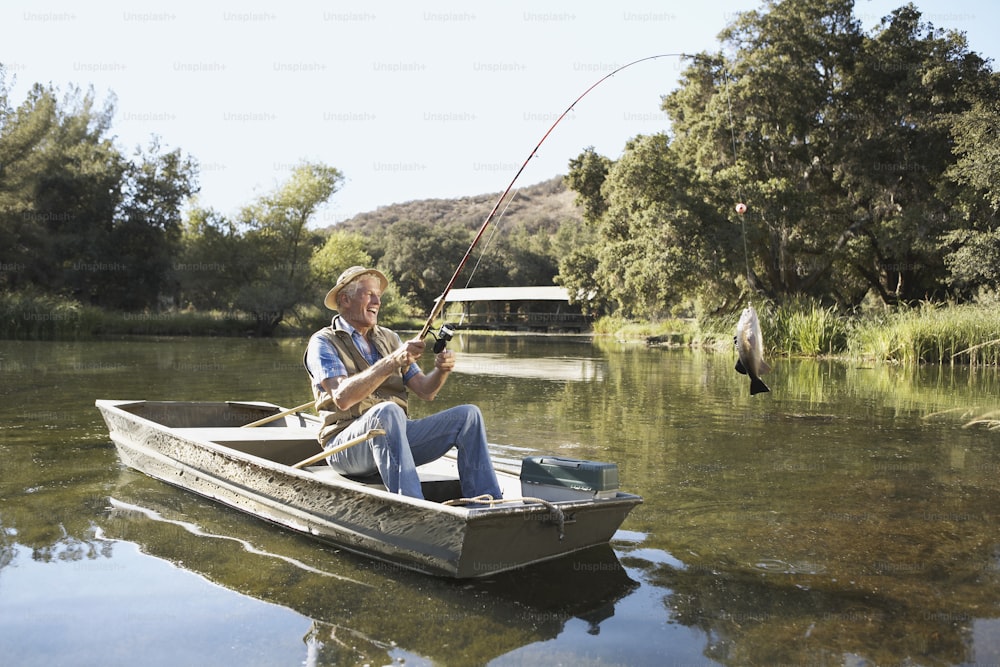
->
[462, 186, 522, 291]
[450, 187, 521, 330]
[721, 66, 753, 288]
[420, 52, 693, 344]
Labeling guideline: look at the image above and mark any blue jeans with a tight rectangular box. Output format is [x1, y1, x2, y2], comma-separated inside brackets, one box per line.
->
[324, 402, 503, 500]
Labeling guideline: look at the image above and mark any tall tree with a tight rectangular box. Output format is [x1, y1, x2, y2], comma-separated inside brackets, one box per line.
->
[706, 0, 865, 303]
[0, 75, 199, 309]
[562, 135, 739, 319]
[941, 96, 1000, 293]
[0, 81, 124, 294]
[176, 206, 247, 310]
[562, 0, 998, 316]
[379, 219, 471, 309]
[233, 162, 343, 334]
[95, 138, 199, 309]
[833, 4, 994, 303]
[0, 79, 58, 290]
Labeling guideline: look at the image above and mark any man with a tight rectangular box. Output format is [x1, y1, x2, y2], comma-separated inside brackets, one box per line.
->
[304, 266, 503, 500]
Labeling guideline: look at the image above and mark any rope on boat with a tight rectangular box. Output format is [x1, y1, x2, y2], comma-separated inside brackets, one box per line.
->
[443, 495, 566, 540]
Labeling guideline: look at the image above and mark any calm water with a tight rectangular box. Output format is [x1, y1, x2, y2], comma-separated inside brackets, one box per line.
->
[3, 334, 1000, 666]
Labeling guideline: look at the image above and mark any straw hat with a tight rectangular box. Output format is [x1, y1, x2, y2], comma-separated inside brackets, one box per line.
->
[324, 266, 389, 310]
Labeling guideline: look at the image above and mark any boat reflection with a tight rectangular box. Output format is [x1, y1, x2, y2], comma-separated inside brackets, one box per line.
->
[101, 471, 638, 666]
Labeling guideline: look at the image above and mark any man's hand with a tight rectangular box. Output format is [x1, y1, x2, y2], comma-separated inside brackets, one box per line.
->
[434, 350, 455, 373]
[394, 337, 426, 369]
[403, 346, 456, 401]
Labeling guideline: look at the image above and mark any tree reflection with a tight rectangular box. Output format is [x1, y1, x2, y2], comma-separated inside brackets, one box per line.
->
[624, 551, 977, 666]
[4, 336, 1000, 665]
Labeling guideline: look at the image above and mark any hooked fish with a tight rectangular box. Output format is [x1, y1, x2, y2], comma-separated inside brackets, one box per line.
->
[735, 304, 771, 395]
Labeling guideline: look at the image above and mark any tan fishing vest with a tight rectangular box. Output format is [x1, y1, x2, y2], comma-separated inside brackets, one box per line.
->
[305, 319, 409, 445]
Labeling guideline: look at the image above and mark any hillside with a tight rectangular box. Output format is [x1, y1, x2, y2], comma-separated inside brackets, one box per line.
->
[329, 175, 583, 236]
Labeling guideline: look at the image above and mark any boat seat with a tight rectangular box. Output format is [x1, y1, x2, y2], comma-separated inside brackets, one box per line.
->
[172, 426, 320, 442]
[172, 426, 322, 467]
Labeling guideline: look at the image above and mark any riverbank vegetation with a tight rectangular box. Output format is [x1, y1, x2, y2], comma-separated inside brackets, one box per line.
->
[5, 287, 999, 368]
[594, 298, 1000, 366]
[1, 0, 998, 365]
[477, 298, 1000, 370]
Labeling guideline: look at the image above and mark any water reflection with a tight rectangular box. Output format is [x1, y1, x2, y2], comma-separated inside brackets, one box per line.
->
[98, 471, 638, 666]
[454, 349, 606, 382]
[3, 336, 1000, 665]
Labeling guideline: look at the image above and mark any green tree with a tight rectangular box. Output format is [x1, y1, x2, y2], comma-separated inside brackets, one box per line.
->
[379, 219, 471, 309]
[948, 99, 1000, 210]
[310, 229, 373, 294]
[561, 135, 738, 319]
[564, 147, 612, 223]
[556, 246, 604, 315]
[563, 0, 998, 316]
[0, 81, 125, 295]
[309, 230, 415, 325]
[96, 138, 199, 310]
[0, 79, 59, 290]
[176, 206, 246, 310]
[942, 229, 1000, 290]
[233, 162, 343, 335]
[941, 97, 1000, 294]
[551, 202, 600, 313]
[832, 4, 993, 303]
[0, 74, 198, 310]
[703, 0, 865, 304]
[460, 220, 560, 290]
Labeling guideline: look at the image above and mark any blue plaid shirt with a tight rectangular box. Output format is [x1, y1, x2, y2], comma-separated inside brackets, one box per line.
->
[305, 317, 420, 392]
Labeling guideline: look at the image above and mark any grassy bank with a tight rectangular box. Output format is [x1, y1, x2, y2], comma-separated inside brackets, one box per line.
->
[0, 291, 424, 339]
[4, 291, 999, 366]
[619, 300, 1000, 366]
[0, 292, 286, 339]
[844, 302, 1000, 366]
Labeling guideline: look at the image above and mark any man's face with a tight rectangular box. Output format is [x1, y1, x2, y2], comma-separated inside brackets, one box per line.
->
[339, 275, 382, 332]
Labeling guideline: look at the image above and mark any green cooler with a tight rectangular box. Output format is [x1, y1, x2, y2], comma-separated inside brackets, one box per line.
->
[519, 456, 620, 501]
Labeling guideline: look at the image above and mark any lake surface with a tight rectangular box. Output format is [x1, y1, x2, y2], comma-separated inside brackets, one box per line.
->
[3, 334, 1000, 666]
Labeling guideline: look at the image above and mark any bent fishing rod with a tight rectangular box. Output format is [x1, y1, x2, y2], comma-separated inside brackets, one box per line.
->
[250, 54, 699, 425]
[420, 52, 693, 352]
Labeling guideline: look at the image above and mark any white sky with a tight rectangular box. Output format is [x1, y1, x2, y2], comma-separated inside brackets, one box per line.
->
[2, 0, 997, 227]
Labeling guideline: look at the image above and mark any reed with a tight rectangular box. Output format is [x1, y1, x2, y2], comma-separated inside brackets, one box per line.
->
[760, 299, 848, 358]
[0, 291, 99, 339]
[591, 316, 635, 335]
[847, 303, 1000, 366]
[689, 300, 1000, 367]
[0, 291, 275, 339]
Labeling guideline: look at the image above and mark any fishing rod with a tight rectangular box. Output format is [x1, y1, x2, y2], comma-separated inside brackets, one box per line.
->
[421, 52, 692, 352]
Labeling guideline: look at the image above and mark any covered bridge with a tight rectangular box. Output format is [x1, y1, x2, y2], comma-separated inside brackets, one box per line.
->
[442, 286, 590, 333]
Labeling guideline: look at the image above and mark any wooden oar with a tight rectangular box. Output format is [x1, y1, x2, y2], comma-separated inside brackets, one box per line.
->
[291, 429, 386, 469]
[241, 400, 315, 428]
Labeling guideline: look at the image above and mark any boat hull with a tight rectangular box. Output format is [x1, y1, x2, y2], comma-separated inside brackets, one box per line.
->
[96, 399, 642, 578]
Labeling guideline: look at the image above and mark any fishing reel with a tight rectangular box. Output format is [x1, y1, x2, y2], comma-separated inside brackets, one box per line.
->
[431, 323, 455, 353]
